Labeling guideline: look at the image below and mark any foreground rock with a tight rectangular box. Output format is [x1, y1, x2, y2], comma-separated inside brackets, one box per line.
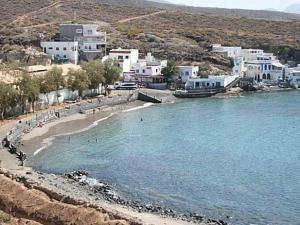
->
[0, 173, 133, 225]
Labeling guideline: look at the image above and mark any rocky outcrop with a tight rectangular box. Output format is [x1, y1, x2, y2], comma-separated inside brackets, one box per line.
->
[0, 46, 51, 66]
[0, 173, 131, 225]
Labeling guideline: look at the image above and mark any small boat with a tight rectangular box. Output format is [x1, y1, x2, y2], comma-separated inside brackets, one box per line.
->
[174, 89, 224, 98]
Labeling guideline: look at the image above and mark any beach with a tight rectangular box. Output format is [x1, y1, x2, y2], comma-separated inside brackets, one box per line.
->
[0, 90, 219, 225]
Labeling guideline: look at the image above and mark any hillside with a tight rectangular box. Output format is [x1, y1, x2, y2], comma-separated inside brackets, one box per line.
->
[0, 0, 300, 67]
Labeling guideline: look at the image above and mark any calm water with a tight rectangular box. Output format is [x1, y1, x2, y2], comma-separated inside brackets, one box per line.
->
[31, 91, 300, 225]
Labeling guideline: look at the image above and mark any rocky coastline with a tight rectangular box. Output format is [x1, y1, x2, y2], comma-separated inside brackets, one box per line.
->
[63, 171, 228, 225]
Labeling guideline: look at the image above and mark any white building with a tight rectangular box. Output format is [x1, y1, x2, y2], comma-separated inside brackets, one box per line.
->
[185, 75, 239, 90]
[132, 53, 167, 76]
[60, 24, 107, 60]
[107, 48, 139, 76]
[212, 44, 242, 58]
[40, 41, 79, 64]
[285, 65, 300, 87]
[244, 56, 283, 82]
[178, 66, 199, 83]
[212, 44, 284, 82]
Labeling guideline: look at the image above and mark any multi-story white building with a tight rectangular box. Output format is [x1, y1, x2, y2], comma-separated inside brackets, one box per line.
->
[177, 66, 199, 83]
[60, 24, 106, 60]
[41, 23, 107, 64]
[212, 44, 284, 82]
[106, 48, 139, 76]
[40, 41, 79, 64]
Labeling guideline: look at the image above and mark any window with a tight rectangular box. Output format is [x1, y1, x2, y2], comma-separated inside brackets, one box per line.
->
[185, 71, 189, 76]
[118, 56, 123, 60]
[76, 29, 83, 34]
[268, 65, 271, 70]
[87, 29, 92, 34]
[48, 47, 53, 50]
[212, 83, 215, 87]
[207, 83, 210, 87]
[263, 74, 266, 79]
[264, 65, 267, 70]
[195, 82, 200, 87]
[56, 47, 59, 51]
[63, 47, 67, 51]
[142, 69, 145, 73]
[125, 56, 129, 59]
[267, 74, 271, 80]
[136, 70, 139, 73]
[216, 82, 221, 87]
[89, 46, 91, 50]
[64, 55, 67, 58]
[85, 46, 88, 49]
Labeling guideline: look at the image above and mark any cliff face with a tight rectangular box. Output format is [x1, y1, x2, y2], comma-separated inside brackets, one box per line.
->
[0, 0, 299, 67]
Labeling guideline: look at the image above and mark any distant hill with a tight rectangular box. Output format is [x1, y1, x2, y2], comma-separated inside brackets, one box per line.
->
[147, 0, 171, 3]
[97, 0, 300, 21]
[285, 3, 300, 14]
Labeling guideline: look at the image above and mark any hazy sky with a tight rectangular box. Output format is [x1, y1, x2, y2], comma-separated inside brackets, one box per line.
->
[168, 0, 300, 10]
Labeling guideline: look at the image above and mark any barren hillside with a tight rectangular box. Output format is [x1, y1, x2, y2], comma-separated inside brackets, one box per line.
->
[0, 0, 299, 66]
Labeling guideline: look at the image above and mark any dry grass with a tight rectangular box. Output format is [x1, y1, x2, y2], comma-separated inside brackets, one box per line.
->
[0, 210, 11, 223]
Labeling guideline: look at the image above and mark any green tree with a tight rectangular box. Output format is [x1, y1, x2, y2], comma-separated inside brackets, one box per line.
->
[45, 66, 65, 104]
[16, 73, 40, 113]
[81, 60, 105, 93]
[67, 69, 90, 97]
[0, 82, 18, 120]
[103, 59, 121, 85]
[162, 60, 179, 81]
[103, 59, 121, 95]
[37, 76, 51, 105]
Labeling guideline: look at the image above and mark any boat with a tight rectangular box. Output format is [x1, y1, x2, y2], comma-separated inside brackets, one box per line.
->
[174, 89, 224, 98]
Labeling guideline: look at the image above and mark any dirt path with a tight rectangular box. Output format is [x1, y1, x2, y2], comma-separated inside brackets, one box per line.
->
[11, 0, 63, 25]
[118, 10, 166, 23]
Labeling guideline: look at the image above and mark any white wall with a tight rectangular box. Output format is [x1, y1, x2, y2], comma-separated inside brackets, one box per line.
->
[178, 66, 199, 83]
[39, 86, 102, 105]
[41, 42, 79, 64]
[185, 75, 238, 89]
[133, 62, 162, 76]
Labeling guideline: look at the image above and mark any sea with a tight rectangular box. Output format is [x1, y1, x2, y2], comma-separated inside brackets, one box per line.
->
[30, 90, 300, 225]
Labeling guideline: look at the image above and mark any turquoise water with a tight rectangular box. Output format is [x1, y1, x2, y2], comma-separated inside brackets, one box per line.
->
[31, 91, 300, 225]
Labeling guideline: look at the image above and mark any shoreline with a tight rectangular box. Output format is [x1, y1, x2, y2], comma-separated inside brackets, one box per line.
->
[1, 93, 221, 225]
[1, 88, 297, 225]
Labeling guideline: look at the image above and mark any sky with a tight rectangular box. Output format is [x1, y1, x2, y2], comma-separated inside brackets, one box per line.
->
[167, 0, 300, 11]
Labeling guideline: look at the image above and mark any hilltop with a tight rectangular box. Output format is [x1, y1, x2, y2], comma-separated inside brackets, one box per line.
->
[0, 0, 299, 67]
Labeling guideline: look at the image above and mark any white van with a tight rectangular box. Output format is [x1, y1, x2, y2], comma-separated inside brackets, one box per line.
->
[113, 82, 138, 90]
